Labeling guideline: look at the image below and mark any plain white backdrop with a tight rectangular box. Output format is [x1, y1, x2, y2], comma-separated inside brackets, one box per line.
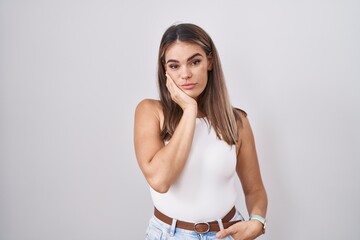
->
[1, 0, 359, 239]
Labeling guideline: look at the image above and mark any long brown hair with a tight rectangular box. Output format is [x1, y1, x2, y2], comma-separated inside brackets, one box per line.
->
[157, 23, 244, 145]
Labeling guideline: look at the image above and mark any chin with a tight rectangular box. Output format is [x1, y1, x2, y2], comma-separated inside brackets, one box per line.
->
[185, 89, 203, 98]
[187, 93, 201, 99]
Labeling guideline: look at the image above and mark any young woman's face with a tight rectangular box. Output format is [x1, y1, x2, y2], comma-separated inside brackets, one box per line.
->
[164, 41, 212, 99]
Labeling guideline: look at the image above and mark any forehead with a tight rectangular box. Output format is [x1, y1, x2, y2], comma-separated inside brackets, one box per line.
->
[165, 41, 205, 61]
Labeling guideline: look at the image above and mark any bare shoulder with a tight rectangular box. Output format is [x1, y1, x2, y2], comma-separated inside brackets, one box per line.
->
[234, 108, 254, 152]
[233, 107, 250, 129]
[135, 99, 164, 126]
[136, 99, 161, 113]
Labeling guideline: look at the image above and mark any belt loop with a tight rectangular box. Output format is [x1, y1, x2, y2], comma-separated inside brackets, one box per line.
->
[217, 219, 224, 231]
[169, 218, 177, 236]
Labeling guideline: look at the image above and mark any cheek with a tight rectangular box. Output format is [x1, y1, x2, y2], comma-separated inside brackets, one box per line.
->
[198, 69, 209, 84]
[194, 65, 207, 78]
[169, 74, 182, 86]
[201, 79, 208, 90]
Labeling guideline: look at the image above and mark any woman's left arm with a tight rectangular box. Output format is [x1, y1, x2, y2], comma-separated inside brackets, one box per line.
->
[216, 113, 268, 240]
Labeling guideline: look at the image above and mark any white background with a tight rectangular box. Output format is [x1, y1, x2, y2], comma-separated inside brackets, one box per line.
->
[1, 0, 359, 239]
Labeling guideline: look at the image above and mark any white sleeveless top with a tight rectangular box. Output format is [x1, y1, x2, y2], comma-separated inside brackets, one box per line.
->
[150, 118, 238, 222]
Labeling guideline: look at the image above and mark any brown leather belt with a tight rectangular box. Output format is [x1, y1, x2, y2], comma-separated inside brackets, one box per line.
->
[154, 206, 241, 234]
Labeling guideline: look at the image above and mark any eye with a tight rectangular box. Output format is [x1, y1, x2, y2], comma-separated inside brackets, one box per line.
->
[192, 59, 201, 66]
[168, 64, 179, 69]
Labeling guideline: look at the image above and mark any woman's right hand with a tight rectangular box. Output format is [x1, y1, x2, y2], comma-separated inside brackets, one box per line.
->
[166, 73, 197, 112]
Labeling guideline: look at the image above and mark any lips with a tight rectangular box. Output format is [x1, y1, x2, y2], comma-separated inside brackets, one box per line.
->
[181, 83, 197, 90]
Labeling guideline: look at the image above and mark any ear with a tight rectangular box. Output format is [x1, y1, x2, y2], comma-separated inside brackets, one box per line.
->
[207, 52, 213, 71]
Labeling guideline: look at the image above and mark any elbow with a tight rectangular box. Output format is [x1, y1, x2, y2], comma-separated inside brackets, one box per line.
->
[148, 176, 171, 193]
[244, 186, 267, 200]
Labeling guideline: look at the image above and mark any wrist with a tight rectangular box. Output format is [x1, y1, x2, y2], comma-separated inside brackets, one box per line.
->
[182, 105, 198, 117]
[249, 215, 266, 235]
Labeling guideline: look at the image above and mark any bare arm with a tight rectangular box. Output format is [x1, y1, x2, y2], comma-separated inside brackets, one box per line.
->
[216, 112, 268, 239]
[134, 75, 197, 193]
[236, 114, 267, 222]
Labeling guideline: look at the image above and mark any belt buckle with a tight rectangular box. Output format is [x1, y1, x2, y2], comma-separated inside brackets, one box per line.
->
[193, 222, 210, 234]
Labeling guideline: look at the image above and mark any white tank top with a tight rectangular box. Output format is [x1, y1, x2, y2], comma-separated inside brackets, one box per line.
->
[150, 118, 237, 222]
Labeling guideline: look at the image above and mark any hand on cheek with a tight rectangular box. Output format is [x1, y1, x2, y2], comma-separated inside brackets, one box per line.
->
[165, 72, 197, 111]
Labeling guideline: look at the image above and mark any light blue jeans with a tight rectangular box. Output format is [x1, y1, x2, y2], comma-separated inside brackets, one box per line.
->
[145, 209, 245, 240]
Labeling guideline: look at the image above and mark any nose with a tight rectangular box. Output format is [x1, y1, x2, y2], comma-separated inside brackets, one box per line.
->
[180, 66, 192, 80]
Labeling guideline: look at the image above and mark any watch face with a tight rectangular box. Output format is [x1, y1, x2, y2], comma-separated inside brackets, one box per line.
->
[262, 221, 266, 234]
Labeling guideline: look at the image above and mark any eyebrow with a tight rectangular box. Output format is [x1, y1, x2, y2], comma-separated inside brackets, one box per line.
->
[166, 53, 203, 64]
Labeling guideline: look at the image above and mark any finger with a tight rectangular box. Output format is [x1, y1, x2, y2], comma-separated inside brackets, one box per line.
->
[165, 73, 173, 89]
[165, 72, 171, 81]
[166, 73, 179, 90]
[165, 74, 173, 90]
[216, 225, 236, 239]
[166, 78, 175, 96]
[165, 72, 172, 84]
[166, 76, 180, 98]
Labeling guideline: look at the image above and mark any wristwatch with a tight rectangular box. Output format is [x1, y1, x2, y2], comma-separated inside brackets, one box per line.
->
[249, 215, 266, 234]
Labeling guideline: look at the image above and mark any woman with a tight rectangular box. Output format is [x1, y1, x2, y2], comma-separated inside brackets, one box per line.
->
[134, 23, 267, 240]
